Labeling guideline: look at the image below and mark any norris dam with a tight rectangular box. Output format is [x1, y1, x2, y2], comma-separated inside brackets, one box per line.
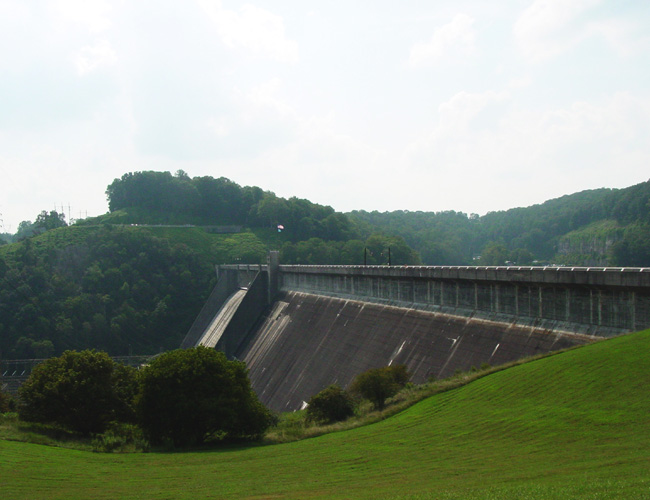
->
[181, 252, 650, 412]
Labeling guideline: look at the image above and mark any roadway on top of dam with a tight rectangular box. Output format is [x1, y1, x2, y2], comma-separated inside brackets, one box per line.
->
[222, 263, 650, 288]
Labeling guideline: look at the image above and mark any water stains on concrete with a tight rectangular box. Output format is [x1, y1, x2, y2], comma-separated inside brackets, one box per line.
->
[237, 291, 594, 412]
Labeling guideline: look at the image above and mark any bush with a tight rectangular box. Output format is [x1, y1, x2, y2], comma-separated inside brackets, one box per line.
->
[306, 385, 355, 424]
[18, 350, 138, 435]
[0, 389, 13, 413]
[136, 347, 273, 447]
[91, 423, 149, 453]
[350, 365, 411, 410]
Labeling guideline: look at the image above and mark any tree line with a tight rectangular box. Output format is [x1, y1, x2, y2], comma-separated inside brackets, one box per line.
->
[349, 178, 650, 266]
[2, 347, 412, 450]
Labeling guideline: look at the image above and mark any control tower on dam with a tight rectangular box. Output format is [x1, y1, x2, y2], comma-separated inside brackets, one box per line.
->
[182, 255, 650, 411]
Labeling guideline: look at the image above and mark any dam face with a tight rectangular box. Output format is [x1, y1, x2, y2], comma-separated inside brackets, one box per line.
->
[236, 291, 592, 412]
[182, 259, 650, 412]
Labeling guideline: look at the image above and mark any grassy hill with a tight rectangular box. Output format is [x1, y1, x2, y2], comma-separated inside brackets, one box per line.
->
[2, 330, 649, 499]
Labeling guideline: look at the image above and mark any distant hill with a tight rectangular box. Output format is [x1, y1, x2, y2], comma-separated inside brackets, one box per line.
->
[349, 179, 650, 266]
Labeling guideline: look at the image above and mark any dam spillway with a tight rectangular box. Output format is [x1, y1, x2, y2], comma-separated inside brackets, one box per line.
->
[195, 289, 247, 348]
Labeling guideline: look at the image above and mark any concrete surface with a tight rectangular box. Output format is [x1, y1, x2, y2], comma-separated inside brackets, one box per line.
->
[237, 291, 593, 412]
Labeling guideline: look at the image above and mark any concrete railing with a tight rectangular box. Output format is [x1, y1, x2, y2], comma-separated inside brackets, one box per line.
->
[276, 265, 650, 337]
[210, 263, 650, 337]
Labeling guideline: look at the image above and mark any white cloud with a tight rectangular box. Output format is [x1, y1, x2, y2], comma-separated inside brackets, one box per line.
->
[51, 0, 113, 34]
[75, 40, 117, 75]
[437, 90, 509, 133]
[514, 0, 601, 61]
[585, 18, 650, 57]
[198, 0, 299, 63]
[243, 78, 294, 119]
[408, 14, 476, 67]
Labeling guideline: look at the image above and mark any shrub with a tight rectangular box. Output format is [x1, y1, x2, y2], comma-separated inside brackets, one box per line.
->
[350, 365, 411, 410]
[0, 388, 13, 413]
[136, 347, 273, 447]
[18, 350, 138, 435]
[91, 423, 149, 453]
[306, 385, 355, 424]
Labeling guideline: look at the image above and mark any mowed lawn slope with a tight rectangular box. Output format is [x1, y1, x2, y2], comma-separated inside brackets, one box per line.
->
[2, 331, 649, 500]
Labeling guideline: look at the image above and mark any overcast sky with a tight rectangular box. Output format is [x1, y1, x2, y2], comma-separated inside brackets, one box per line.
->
[1, 0, 649, 232]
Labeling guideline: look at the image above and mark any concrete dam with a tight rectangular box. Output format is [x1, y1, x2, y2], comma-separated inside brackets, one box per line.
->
[182, 254, 650, 412]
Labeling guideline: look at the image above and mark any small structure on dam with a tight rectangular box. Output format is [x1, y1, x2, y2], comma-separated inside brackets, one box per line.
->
[182, 253, 650, 412]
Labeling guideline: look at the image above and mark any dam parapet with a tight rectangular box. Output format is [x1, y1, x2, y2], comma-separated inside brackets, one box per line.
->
[217, 263, 650, 338]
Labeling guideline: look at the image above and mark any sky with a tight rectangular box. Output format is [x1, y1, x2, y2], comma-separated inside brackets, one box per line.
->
[1, 0, 649, 232]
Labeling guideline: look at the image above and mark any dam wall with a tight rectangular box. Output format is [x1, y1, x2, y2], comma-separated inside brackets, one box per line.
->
[191, 262, 650, 411]
[276, 265, 650, 336]
[237, 291, 593, 412]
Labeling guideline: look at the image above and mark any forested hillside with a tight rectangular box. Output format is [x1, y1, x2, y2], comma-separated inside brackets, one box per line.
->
[97, 170, 420, 266]
[0, 226, 214, 359]
[350, 179, 650, 266]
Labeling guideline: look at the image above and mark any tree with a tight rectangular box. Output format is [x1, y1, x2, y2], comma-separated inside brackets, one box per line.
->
[136, 347, 273, 447]
[350, 365, 411, 410]
[609, 224, 650, 266]
[18, 350, 138, 434]
[305, 385, 355, 424]
[477, 242, 509, 266]
[14, 220, 36, 241]
[0, 389, 13, 413]
[34, 210, 67, 233]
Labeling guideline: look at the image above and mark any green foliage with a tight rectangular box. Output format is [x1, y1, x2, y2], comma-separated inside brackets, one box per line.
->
[0, 225, 213, 358]
[350, 364, 411, 410]
[136, 347, 273, 447]
[0, 389, 14, 413]
[212, 232, 267, 264]
[476, 242, 508, 266]
[34, 210, 67, 232]
[279, 234, 420, 265]
[13, 220, 37, 241]
[305, 385, 355, 424]
[91, 422, 149, 453]
[609, 223, 650, 266]
[17, 350, 139, 435]
[104, 171, 343, 236]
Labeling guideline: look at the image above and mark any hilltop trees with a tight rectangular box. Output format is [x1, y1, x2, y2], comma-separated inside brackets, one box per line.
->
[104, 171, 342, 234]
[34, 210, 67, 232]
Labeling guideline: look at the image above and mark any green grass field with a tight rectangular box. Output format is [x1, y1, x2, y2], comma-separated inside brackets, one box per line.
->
[2, 330, 649, 499]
